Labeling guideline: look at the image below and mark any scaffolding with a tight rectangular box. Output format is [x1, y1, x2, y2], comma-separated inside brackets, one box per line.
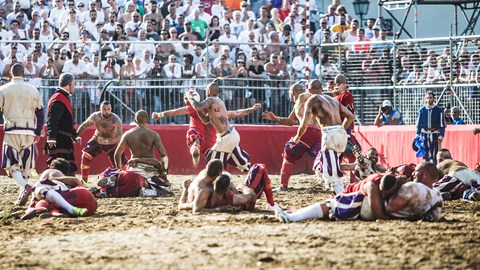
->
[379, 0, 480, 38]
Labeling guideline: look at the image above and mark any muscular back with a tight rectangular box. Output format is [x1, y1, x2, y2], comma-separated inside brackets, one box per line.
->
[308, 94, 343, 127]
[124, 127, 165, 159]
[205, 97, 230, 134]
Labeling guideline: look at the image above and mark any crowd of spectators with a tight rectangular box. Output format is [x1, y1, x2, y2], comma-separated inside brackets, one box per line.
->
[0, 0, 480, 122]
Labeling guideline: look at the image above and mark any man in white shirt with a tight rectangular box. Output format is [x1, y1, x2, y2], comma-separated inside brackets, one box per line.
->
[62, 50, 88, 78]
[49, 0, 66, 28]
[291, 46, 314, 80]
[218, 23, 238, 60]
[128, 29, 155, 58]
[125, 12, 145, 41]
[163, 54, 182, 79]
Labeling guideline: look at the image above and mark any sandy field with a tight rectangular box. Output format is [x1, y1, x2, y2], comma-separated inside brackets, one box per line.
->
[1, 173, 480, 270]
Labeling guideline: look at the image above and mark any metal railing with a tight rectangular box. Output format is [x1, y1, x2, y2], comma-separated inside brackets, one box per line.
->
[1, 34, 479, 125]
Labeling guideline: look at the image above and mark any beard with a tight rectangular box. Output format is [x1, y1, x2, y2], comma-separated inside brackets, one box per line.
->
[102, 113, 111, 118]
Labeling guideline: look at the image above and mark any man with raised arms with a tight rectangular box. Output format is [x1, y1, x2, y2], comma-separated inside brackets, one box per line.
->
[152, 91, 260, 167]
[76, 101, 126, 183]
[185, 82, 251, 172]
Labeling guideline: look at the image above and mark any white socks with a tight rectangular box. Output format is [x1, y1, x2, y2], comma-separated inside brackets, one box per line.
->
[45, 190, 75, 215]
[11, 170, 27, 188]
[289, 203, 324, 222]
[331, 181, 344, 195]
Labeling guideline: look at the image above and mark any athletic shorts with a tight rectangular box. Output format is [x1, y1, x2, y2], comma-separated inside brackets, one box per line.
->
[283, 125, 321, 164]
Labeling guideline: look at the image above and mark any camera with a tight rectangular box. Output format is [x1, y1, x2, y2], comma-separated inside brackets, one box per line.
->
[381, 106, 388, 112]
[109, 60, 116, 66]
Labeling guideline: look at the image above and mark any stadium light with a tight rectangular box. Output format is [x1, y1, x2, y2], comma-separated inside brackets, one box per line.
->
[352, 0, 370, 26]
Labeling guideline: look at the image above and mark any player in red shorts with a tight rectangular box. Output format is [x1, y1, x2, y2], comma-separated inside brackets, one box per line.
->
[76, 101, 127, 183]
[178, 160, 275, 212]
[152, 91, 260, 166]
[90, 168, 151, 198]
[21, 158, 97, 219]
[262, 80, 323, 190]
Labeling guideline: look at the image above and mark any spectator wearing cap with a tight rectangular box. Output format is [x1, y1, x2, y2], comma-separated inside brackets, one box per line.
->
[101, 51, 120, 79]
[60, 9, 82, 41]
[449, 107, 465, 125]
[143, 1, 163, 32]
[179, 19, 201, 42]
[374, 100, 404, 126]
[125, 12, 145, 41]
[371, 25, 381, 41]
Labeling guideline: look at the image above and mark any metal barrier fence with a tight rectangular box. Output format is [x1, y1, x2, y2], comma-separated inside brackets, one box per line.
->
[1, 34, 480, 125]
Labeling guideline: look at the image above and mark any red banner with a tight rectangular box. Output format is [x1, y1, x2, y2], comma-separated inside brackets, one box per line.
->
[0, 125, 478, 175]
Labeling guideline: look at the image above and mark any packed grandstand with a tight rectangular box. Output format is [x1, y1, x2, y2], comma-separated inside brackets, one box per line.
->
[0, 0, 479, 125]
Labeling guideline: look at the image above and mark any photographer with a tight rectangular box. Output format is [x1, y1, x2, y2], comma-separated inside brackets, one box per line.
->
[374, 100, 404, 126]
[101, 51, 120, 79]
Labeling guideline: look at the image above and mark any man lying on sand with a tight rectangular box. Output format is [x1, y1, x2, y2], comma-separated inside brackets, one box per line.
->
[178, 159, 275, 213]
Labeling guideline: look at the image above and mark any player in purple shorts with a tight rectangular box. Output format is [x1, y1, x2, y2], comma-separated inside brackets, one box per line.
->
[275, 174, 399, 222]
[293, 93, 354, 194]
[185, 82, 251, 172]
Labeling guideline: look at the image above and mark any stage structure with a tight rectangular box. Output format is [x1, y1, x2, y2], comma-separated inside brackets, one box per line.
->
[378, 0, 480, 38]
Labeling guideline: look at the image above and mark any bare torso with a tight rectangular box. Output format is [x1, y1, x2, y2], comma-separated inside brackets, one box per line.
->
[309, 94, 343, 127]
[123, 126, 166, 159]
[294, 93, 317, 125]
[91, 112, 123, 145]
[206, 97, 230, 134]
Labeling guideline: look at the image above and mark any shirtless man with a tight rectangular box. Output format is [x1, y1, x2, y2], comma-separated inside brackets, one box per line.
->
[261, 80, 324, 190]
[387, 163, 443, 221]
[76, 101, 126, 183]
[295, 93, 354, 194]
[434, 158, 480, 201]
[114, 110, 170, 196]
[275, 174, 399, 222]
[178, 160, 274, 213]
[152, 91, 261, 167]
[185, 82, 251, 172]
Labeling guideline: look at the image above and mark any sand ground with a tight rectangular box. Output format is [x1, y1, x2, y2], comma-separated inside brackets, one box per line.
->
[1, 174, 480, 270]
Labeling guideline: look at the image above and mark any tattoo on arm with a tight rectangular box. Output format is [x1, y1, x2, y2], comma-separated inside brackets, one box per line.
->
[218, 115, 228, 126]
